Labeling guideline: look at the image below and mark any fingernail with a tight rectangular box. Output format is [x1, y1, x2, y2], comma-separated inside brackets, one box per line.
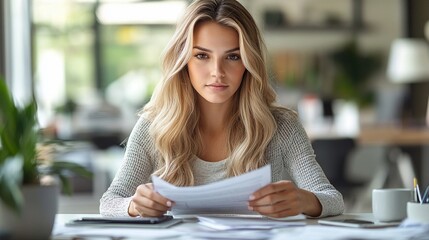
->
[249, 195, 255, 200]
[166, 201, 172, 207]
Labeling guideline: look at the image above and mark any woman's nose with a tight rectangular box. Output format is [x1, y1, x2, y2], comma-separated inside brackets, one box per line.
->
[211, 59, 225, 79]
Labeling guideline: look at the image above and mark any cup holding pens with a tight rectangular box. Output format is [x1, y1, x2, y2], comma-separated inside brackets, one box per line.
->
[407, 202, 429, 224]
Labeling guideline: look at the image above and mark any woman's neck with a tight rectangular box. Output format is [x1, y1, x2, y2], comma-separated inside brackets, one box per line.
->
[198, 99, 233, 133]
[197, 98, 233, 162]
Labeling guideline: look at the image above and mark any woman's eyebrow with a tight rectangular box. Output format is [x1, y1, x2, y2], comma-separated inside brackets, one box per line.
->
[193, 46, 240, 53]
[225, 47, 240, 53]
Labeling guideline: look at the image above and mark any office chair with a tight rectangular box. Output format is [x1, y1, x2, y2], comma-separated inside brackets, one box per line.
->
[311, 138, 364, 204]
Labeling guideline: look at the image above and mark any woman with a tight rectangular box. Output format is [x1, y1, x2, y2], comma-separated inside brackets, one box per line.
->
[100, 0, 344, 218]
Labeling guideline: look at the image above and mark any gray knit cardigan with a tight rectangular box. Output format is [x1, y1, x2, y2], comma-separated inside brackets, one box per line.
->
[99, 108, 345, 217]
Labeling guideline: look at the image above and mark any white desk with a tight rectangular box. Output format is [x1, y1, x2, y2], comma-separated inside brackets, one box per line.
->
[51, 213, 426, 240]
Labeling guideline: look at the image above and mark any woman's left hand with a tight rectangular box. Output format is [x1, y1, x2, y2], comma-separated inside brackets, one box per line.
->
[247, 180, 322, 218]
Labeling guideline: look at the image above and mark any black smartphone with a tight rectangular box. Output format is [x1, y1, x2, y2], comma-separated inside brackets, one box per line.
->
[72, 215, 174, 224]
[318, 219, 400, 228]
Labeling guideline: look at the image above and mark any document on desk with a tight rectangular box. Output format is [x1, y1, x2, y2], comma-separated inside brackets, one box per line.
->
[197, 216, 306, 230]
[152, 164, 271, 215]
[271, 225, 429, 240]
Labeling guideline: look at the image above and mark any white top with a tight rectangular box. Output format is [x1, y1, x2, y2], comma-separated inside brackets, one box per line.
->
[193, 157, 227, 185]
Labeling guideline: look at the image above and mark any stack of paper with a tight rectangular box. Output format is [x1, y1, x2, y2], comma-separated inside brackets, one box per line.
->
[152, 165, 271, 215]
[197, 215, 306, 230]
[271, 225, 429, 240]
[182, 229, 274, 240]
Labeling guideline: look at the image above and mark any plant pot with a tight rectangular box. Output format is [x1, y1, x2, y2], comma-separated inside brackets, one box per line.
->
[0, 184, 59, 240]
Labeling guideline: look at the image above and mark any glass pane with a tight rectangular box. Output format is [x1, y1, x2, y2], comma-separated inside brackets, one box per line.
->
[33, 0, 96, 126]
[101, 25, 174, 108]
[32, 0, 176, 136]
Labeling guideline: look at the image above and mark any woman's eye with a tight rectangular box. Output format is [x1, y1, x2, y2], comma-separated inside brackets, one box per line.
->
[227, 54, 240, 61]
[195, 53, 208, 60]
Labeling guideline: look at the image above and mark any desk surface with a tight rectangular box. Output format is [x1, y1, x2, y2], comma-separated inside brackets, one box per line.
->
[358, 125, 429, 146]
[308, 124, 429, 146]
[51, 213, 426, 240]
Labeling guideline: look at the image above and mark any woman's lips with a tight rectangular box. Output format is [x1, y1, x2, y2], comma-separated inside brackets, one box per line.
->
[207, 83, 228, 90]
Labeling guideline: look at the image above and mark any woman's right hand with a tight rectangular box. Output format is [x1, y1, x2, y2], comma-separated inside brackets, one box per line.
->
[128, 183, 173, 217]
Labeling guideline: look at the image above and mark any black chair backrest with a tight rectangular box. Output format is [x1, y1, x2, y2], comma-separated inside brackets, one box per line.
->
[311, 138, 356, 186]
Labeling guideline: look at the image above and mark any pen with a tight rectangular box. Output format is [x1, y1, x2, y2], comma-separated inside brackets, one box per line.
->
[422, 186, 429, 204]
[414, 178, 418, 203]
[414, 178, 422, 203]
[417, 186, 422, 204]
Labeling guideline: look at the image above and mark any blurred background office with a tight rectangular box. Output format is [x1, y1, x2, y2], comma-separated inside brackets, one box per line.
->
[1, 0, 429, 213]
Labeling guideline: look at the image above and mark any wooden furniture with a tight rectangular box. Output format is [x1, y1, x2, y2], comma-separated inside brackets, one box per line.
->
[308, 124, 429, 212]
[358, 125, 429, 146]
[359, 125, 429, 187]
[308, 124, 429, 187]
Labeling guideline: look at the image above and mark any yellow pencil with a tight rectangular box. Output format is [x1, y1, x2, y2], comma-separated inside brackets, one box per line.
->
[414, 178, 422, 203]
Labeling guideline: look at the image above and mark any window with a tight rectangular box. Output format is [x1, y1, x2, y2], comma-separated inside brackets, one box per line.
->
[32, 0, 185, 137]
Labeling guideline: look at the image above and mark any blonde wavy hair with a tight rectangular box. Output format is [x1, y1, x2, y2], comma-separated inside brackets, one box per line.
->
[143, 0, 280, 186]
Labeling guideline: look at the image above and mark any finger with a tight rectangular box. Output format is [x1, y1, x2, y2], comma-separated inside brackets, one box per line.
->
[250, 197, 303, 217]
[249, 197, 289, 213]
[135, 185, 172, 211]
[261, 207, 301, 219]
[137, 184, 173, 208]
[248, 191, 288, 207]
[249, 182, 295, 207]
[145, 183, 155, 189]
[134, 205, 167, 217]
[249, 202, 283, 214]
[249, 199, 301, 217]
[250, 185, 302, 207]
[249, 181, 292, 201]
[132, 194, 171, 212]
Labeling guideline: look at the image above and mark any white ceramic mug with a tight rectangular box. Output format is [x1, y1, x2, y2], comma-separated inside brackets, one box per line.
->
[372, 188, 413, 222]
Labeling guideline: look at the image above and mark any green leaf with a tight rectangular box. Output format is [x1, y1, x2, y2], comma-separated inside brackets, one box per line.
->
[0, 76, 94, 213]
[0, 79, 18, 155]
[50, 161, 93, 179]
[0, 79, 15, 122]
[0, 156, 24, 213]
[58, 174, 72, 195]
[41, 160, 93, 195]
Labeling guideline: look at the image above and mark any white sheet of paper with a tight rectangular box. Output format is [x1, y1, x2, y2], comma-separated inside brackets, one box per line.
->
[180, 229, 274, 240]
[197, 215, 305, 230]
[271, 225, 429, 240]
[53, 227, 181, 239]
[152, 164, 271, 215]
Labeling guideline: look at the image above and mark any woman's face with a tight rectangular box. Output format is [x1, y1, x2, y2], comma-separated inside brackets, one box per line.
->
[188, 21, 246, 105]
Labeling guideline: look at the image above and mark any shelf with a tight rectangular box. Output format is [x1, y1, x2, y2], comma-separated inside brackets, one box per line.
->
[260, 0, 366, 33]
[264, 24, 369, 33]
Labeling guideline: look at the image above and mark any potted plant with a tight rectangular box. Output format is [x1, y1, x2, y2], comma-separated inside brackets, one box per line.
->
[329, 39, 381, 107]
[0, 78, 92, 239]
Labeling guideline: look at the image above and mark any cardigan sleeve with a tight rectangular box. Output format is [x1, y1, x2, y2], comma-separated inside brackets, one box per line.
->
[99, 115, 156, 217]
[272, 108, 345, 217]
